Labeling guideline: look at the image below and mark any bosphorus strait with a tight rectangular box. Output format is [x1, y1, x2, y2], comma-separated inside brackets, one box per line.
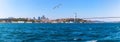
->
[0, 23, 120, 42]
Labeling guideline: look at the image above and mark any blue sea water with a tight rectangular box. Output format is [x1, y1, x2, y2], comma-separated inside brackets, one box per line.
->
[0, 23, 120, 42]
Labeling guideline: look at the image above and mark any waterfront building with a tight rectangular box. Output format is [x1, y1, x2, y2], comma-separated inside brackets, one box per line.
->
[17, 21, 25, 23]
[40, 15, 50, 23]
[0, 21, 6, 23]
[38, 17, 41, 20]
[33, 17, 36, 20]
[41, 15, 46, 20]
[69, 21, 74, 23]
[26, 21, 32, 23]
[11, 21, 18, 23]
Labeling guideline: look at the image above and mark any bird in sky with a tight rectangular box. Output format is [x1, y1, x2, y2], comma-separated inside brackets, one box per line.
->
[52, 4, 62, 10]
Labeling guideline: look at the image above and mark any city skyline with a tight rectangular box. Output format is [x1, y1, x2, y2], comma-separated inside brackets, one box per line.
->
[0, 0, 120, 21]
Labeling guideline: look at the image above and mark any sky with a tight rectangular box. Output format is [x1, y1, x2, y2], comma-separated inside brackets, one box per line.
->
[0, 0, 120, 21]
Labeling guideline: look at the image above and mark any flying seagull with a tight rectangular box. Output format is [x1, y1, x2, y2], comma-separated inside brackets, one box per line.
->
[53, 4, 62, 10]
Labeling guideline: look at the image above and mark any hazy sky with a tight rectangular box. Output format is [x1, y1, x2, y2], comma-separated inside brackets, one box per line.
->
[0, 0, 120, 21]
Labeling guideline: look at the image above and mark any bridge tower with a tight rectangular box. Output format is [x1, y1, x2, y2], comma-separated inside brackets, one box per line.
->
[74, 12, 77, 23]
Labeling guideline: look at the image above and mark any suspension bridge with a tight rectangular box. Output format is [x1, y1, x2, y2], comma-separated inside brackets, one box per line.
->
[81, 17, 120, 19]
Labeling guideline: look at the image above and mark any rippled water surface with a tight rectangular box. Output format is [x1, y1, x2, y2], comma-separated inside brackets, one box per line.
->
[0, 23, 120, 42]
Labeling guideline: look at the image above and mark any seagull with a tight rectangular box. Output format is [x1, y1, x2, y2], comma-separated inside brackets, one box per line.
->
[53, 4, 62, 10]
